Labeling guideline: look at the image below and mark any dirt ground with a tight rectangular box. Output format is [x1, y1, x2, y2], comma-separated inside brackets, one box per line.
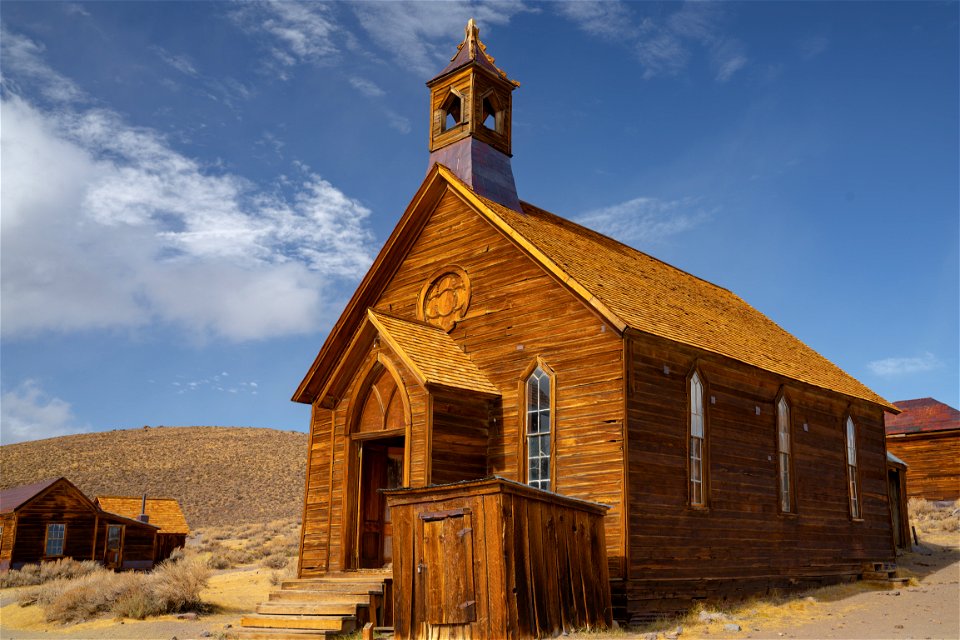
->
[1, 533, 957, 640]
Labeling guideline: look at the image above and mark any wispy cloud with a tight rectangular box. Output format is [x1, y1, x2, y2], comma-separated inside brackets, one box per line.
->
[560, 1, 748, 82]
[576, 196, 713, 247]
[349, 76, 385, 98]
[0, 380, 87, 445]
[352, 1, 533, 78]
[868, 352, 941, 377]
[153, 46, 199, 77]
[555, 1, 633, 40]
[232, 0, 341, 72]
[799, 34, 829, 60]
[384, 109, 412, 134]
[171, 372, 259, 395]
[0, 27, 86, 103]
[2, 30, 376, 341]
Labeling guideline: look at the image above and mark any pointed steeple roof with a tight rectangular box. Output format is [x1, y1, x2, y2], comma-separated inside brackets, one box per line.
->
[430, 18, 519, 86]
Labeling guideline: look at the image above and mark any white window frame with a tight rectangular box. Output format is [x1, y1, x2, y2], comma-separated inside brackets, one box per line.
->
[524, 363, 554, 492]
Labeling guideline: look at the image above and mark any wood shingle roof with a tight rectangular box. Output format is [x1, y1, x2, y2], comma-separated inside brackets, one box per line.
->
[95, 496, 190, 534]
[368, 309, 499, 396]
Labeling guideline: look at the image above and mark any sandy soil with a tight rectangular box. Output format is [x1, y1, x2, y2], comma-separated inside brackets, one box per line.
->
[0, 566, 274, 640]
[2, 534, 957, 640]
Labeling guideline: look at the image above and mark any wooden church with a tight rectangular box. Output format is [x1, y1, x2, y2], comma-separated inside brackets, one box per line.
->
[291, 20, 900, 625]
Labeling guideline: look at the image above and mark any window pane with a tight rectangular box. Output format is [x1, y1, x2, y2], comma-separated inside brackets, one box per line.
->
[46, 524, 64, 556]
[526, 411, 539, 435]
[539, 456, 550, 480]
[539, 433, 550, 456]
[691, 413, 703, 438]
[528, 434, 540, 457]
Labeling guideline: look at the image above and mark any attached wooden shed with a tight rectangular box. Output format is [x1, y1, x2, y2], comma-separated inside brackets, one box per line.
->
[95, 496, 190, 563]
[0, 478, 158, 571]
[385, 477, 612, 639]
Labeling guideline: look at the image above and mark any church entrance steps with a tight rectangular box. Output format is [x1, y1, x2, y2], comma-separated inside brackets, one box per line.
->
[236, 572, 389, 640]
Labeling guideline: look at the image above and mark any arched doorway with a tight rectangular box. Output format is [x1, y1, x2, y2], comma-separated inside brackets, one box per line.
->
[349, 363, 409, 569]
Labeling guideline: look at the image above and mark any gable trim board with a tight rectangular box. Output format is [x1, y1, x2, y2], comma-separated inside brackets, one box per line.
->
[295, 163, 895, 415]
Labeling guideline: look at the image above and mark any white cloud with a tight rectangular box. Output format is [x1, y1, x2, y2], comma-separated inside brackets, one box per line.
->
[0, 380, 87, 445]
[232, 0, 341, 69]
[576, 196, 712, 247]
[349, 76, 385, 98]
[1, 32, 376, 342]
[153, 46, 199, 77]
[868, 353, 941, 377]
[0, 28, 86, 103]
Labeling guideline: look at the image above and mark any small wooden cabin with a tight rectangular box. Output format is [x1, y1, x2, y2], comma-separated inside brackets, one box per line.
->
[292, 21, 902, 622]
[885, 397, 960, 501]
[0, 478, 158, 572]
[96, 496, 190, 563]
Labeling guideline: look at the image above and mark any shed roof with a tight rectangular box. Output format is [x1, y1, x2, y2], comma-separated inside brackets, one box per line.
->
[95, 496, 190, 534]
[0, 477, 62, 514]
[885, 398, 959, 435]
[368, 309, 499, 395]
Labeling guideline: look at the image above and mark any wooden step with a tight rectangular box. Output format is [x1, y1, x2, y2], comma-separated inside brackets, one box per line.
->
[256, 601, 367, 616]
[240, 614, 355, 632]
[268, 590, 372, 604]
[862, 570, 897, 580]
[235, 628, 339, 640]
[281, 580, 382, 594]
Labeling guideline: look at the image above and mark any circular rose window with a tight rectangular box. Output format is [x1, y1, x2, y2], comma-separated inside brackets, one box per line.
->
[418, 266, 471, 332]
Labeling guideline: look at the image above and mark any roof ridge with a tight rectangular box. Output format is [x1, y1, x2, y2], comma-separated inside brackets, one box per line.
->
[518, 199, 739, 297]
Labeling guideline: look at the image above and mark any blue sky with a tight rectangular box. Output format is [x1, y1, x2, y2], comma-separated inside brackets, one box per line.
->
[1, 1, 957, 444]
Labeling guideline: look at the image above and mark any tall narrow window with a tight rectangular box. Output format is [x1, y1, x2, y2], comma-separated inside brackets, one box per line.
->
[526, 366, 552, 491]
[846, 416, 860, 518]
[777, 396, 793, 512]
[689, 371, 706, 506]
[45, 523, 65, 556]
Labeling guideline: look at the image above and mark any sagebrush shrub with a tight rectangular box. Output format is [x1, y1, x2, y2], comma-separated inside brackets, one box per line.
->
[1, 558, 100, 589]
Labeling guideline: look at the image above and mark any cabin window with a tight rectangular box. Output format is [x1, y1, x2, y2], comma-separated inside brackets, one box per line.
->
[689, 371, 706, 507]
[525, 366, 553, 492]
[846, 416, 861, 518]
[45, 523, 65, 557]
[777, 396, 794, 513]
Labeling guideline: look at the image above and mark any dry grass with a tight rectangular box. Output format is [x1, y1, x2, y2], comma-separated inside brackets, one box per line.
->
[909, 498, 960, 534]
[18, 554, 211, 624]
[0, 426, 307, 527]
[0, 558, 101, 588]
[189, 517, 300, 571]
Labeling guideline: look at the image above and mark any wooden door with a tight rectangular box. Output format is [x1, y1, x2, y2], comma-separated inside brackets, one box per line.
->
[418, 508, 477, 627]
[104, 525, 124, 569]
[357, 438, 405, 568]
[888, 469, 903, 548]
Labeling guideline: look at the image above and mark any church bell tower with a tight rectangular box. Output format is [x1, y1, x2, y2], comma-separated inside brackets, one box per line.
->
[426, 19, 522, 211]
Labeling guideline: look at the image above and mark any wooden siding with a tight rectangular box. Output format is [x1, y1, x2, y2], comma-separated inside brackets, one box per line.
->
[886, 431, 960, 501]
[0, 514, 15, 570]
[299, 186, 626, 578]
[374, 189, 626, 573]
[387, 478, 611, 639]
[96, 516, 157, 570]
[430, 389, 492, 485]
[301, 341, 429, 576]
[8, 481, 99, 568]
[624, 332, 895, 616]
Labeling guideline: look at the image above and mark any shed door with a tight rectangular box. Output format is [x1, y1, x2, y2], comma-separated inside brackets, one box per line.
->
[419, 509, 476, 625]
[104, 525, 124, 569]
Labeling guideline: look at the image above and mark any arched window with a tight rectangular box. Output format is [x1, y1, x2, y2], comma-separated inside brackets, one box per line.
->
[845, 416, 860, 518]
[689, 371, 706, 507]
[356, 368, 405, 434]
[525, 365, 553, 491]
[777, 396, 794, 513]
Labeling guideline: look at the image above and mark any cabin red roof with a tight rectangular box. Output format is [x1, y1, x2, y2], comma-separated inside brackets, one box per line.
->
[0, 477, 62, 514]
[885, 397, 960, 435]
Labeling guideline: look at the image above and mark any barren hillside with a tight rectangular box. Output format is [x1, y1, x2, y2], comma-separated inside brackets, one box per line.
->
[0, 426, 307, 528]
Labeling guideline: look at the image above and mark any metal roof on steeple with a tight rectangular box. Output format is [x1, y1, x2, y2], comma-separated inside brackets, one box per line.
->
[429, 18, 519, 86]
